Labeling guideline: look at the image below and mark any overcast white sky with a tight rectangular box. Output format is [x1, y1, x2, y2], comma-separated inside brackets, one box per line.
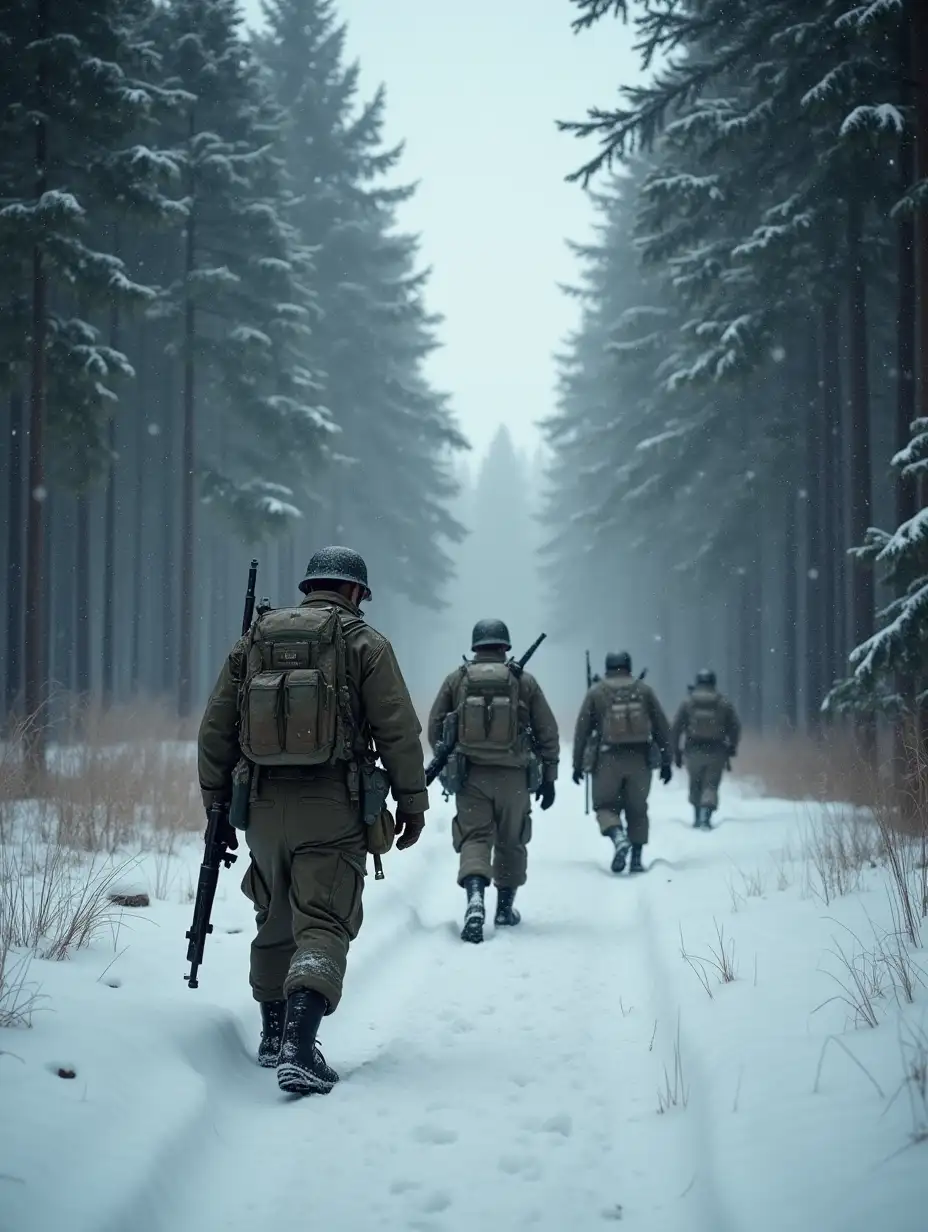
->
[242, 0, 642, 460]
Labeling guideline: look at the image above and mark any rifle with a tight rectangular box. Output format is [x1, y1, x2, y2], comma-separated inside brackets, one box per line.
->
[185, 801, 237, 989]
[425, 632, 547, 787]
[186, 558, 266, 989]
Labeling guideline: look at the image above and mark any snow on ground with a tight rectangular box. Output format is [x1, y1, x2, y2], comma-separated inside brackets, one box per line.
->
[2, 775, 927, 1232]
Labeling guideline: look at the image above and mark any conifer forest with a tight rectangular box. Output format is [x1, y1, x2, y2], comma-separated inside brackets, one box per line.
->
[546, 0, 928, 750]
[1, 0, 927, 767]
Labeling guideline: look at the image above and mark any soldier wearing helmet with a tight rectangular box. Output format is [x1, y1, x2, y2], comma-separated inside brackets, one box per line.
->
[572, 651, 672, 874]
[197, 546, 427, 1096]
[671, 669, 741, 828]
[427, 618, 560, 943]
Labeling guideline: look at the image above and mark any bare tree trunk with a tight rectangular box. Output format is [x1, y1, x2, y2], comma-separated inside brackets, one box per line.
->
[75, 492, 91, 695]
[6, 388, 25, 720]
[24, 8, 49, 771]
[102, 229, 120, 707]
[804, 319, 824, 729]
[783, 475, 799, 729]
[820, 294, 842, 699]
[178, 110, 197, 718]
[130, 327, 146, 695]
[161, 363, 175, 696]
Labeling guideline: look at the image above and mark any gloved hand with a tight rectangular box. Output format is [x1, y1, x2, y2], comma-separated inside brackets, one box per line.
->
[571, 768, 584, 786]
[674, 749, 683, 769]
[535, 781, 556, 810]
[395, 811, 425, 850]
[207, 804, 238, 852]
[659, 762, 673, 785]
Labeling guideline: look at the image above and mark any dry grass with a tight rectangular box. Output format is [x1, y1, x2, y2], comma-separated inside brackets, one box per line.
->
[802, 803, 880, 905]
[736, 728, 880, 807]
[679, 920, 738, 998]
[656, 1014, 689, 1115]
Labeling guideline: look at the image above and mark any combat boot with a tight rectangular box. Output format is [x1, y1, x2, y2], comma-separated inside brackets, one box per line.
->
[693, 805, 702, 828]
[703, 807, 715, 830]
[277, 989, 339, 1096]
[629, 844, 645, 873]
[461, 875, 488, 944]
[494, 886, 521, 927]
[606, 825, 630, 873]
[257, 998, 286, 1069]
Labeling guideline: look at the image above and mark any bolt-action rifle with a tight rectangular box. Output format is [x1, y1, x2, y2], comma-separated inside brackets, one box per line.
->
[185, 559, 268, 989]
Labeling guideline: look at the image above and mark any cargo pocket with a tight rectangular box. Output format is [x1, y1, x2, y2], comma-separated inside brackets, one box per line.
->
[519, 810, 533, 847]
[241, 860, 271, 923]
[323, 852, 365, 940]
[451, 814, 464, 854]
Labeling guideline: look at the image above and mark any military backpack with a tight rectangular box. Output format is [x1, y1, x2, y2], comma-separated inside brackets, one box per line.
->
[687, 690, 725, 743]
[601, 678, 651, 746]
[238, 604, 354, 766]
[453, 661, 525, 767]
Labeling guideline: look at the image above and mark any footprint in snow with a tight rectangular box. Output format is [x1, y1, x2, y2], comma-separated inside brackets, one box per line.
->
[420, 1190, 452, 1213]
[412, 1124, 459, 1146]
[498, 1154, 542, 1180]
[389, 1180, 421, 1196]
[541, 1113, 573, 1138]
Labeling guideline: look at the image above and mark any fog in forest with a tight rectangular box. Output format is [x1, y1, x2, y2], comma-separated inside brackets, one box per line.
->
[1, 0, 926, 763]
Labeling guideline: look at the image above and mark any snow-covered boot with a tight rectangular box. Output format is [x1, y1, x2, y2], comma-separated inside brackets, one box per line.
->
[277, 989, 339, 1096]
[258, 998, 286, 1069]
[606, 825, 631, 873]
[629, 844, 645, 873]
[494, 886, 521, 927]
[461, 875, 487, 944]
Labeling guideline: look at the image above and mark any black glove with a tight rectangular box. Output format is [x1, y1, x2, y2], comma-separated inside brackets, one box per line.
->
[395, 811, 425, 850]
[207, 805, 238, 852]
[571, 768, 584, 786]
[674, 749, 683, 769]
[535, 781, 556, 810]
[659, 762, 673, 785]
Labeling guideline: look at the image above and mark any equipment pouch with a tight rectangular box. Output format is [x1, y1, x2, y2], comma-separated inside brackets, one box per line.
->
[229, 758, 253, 831]
[439, 750, 468, 796]
[526, 752, 543, 792]
[361, 763, 390, 823]
[581, 733, 599, 775]
[366, 807, 396, 857]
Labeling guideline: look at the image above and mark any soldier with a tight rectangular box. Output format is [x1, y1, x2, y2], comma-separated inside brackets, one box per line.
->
[671, 669, 741, 829]
[197, 546, 428, 1097]
[571, 651, 672, 874]
[427, 618, 559, 944]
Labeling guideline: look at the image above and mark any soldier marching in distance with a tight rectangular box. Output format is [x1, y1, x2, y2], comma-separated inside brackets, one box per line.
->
[427, 619, 559, 944]
[197, 546, 427, 1097]
[572, 651, 672, 874]
[671, 669, 741, 829]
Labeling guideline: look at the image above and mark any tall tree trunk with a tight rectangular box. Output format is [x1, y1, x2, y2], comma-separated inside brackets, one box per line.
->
[75, 492, 91, 695]
[161, 365, 175, 695]
[6, 388, 25, 720]
[783, 474, 799, 729]
[102, 229, 120, 707]
[804, 319, 824, 728]
[820, 294, 842, 699]
[24, 10, 49, 771]
[130, 327, 147, 695]
[178, 111, 197, 718]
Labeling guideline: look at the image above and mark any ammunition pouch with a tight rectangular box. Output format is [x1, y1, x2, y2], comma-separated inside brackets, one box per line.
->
[361, 763, 395, 856]
[581, 733, 600, 775]
[229, 758, 253, 830]
[526, 751, 543, 793]
[439, 749, 468, 797]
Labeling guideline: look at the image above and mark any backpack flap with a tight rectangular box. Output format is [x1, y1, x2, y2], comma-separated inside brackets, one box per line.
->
[454, 662, 524, 767]
[601, 681, 651, 746]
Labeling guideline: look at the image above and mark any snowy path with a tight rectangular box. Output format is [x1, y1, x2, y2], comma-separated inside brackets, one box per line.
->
[4, 781, 928, 1232]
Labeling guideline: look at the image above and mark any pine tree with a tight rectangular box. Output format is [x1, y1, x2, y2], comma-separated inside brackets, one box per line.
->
[258, 0, 467, 611]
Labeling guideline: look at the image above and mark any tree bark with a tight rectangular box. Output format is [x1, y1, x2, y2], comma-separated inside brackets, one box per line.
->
[820, 294, 842, 697]
[130, 325, 147, 695]
[6, 388, 25, 720]
[24, 3, 49, 771]
[75, 492, 91, 695]
[804, 319, 824, 728]
[783, 475, 799, 729]
[178, 108, 197, 717]
[102, 228, 120, 707]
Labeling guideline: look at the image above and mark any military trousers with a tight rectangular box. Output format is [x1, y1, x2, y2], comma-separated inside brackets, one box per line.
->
[592, 746, 652, 846]
[241, 769, 367, 1014]
[453, 764, 531, 889]
[685, 747, 727, 810]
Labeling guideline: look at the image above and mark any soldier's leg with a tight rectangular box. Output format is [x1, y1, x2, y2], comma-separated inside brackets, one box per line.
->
[282, 779, 368, 1014]
[492, 769, 531, 889]
[701, 755, 725, 810]
[686, 755, 704, 807]
[623, 758, 652, 848]
[592, 755, 622, 835]
[241, 787, 297, 1004]
[454, 775, 494, 886]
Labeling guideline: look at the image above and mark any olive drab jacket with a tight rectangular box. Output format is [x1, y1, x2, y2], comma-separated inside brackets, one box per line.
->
[197, 590, 429, 815]
[427, 648, 560, 782]
[671, 688, 741, 755]
[572, 670, 672, 771]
